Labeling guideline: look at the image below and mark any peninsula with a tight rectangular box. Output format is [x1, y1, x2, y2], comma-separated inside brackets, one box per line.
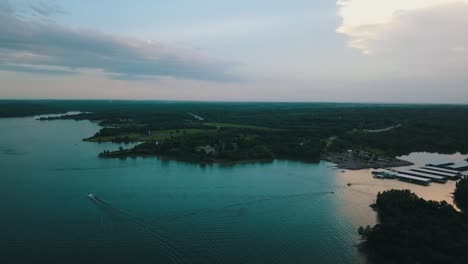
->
[2, 100, 468, 168]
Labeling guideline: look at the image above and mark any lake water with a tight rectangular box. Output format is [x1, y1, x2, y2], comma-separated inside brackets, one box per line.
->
[1, 116, 464, 264]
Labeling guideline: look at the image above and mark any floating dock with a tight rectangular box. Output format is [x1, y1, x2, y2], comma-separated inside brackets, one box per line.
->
[372, 159, 467, 186]
[393, 169, 447, 183]
[427, 162, 454, 167]
[427, 162, 468, 172]
[445, 164, 468, 172]
[393, 173, 431, 185]
[411, 168, 460, 180]
[422, 166, 461, 175]
[372, 170, 396, 179]
[372, 170, 431, 185]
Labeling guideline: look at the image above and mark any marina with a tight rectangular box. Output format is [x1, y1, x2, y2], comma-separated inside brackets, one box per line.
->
[371, 157, 468, 186]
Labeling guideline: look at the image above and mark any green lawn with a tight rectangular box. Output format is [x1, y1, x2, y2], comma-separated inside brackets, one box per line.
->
[83, 133, 141, 142]
[84, 129, 207, 142]
[205, 122, 277, 131]
[143, 129, 206, 141]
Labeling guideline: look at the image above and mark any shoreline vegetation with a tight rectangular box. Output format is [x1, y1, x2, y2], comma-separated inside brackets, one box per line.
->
[358, 177, 468, 263]
[2, 100, 468, 168]
[326, 151, 413, 170]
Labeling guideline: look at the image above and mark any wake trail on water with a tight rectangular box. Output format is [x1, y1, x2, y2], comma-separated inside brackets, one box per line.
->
[342, 182, 393, 187]
[88, 195, 184, 264]
[153, 191, 335, 224]
[88, 191, 334, 264]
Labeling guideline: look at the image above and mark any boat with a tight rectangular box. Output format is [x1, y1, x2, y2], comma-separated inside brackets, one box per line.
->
[87, 193, 101, 205]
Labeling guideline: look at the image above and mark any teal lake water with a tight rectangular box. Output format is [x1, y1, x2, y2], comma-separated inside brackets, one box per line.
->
[1, 116, 423, 264]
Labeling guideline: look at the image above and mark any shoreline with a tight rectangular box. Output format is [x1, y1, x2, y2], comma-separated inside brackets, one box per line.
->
[98, 148, 410, 170]
[97, 149, 277, 165]
[326, 151, 413, 170]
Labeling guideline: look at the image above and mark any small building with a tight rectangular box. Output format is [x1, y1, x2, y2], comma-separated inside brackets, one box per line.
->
[195, 145, 216, 155]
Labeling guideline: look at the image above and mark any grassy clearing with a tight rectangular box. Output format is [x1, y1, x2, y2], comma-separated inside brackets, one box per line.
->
[84, 129, 208, 142]
[83, 133, 141, 142]
[205, 122, 277, 131]
[143, 129, 207, 141]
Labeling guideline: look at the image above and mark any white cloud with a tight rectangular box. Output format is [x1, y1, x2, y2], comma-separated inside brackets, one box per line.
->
[337, 0, 468, 77]
[337, 0, 459, 28]
[0, 0, 238, 81]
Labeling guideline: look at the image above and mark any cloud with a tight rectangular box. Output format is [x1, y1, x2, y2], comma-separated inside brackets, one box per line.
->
[0, 0, 237, 81]
[29, 1, 65, 17]
[0, 64, 77, 75]
[0, 0, 11, 13]
[337, 0, 468, 77]
[337, 1, 456, 34]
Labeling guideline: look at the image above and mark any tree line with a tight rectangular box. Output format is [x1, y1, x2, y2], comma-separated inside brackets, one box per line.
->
[358, 178, 468, 264]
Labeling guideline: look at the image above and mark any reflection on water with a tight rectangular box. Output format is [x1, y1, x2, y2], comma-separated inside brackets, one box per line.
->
[34, 111, 89, 119]
[336, 152, 467, 228]
[399, 152, 467, 167]
[1, 116, 465, 264]
[0, 116, 363, 264]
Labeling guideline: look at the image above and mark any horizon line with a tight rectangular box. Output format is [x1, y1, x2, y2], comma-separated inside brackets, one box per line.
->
[1, 98, 468, 106]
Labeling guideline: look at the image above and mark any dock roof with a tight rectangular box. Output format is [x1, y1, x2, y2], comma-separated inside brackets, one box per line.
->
[445, 163, 468, 172]
[384, 171, 431, 184]
[422, 166, 461, 175]
[395, 169, 446, 181]
[412, 168, 459, 178]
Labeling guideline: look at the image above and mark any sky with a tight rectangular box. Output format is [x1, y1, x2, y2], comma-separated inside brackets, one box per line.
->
[0, 0, 467, 103]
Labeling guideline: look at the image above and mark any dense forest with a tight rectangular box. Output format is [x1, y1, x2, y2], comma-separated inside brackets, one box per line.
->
[99, 128, 323, 163]
[454, 177, 468, 211]
[1, 100, 468, 163]
[358, 183, 468, 264]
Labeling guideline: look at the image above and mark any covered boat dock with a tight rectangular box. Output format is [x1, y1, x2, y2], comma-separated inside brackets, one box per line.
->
[411, 168, 460, 180]
[422, 166, 461, 175]
[394, 169, 447, 183]
[391, 172, 431, 185]
[372, 170, 431, 185]
[427, 162, 468, 172]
